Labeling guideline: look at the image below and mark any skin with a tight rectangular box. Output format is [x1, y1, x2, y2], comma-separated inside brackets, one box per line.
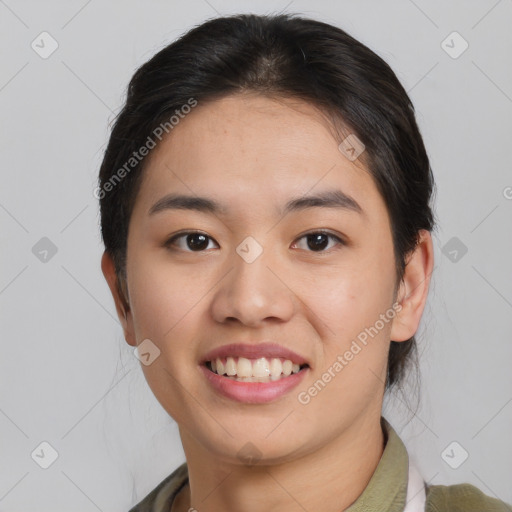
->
[102, 93, 434, 512]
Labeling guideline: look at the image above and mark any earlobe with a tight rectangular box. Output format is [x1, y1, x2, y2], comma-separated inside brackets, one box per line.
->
[390, 230, 434, 342]
[100, 251, 137, 347]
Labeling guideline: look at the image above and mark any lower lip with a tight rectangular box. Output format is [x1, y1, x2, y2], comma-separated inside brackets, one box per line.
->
[199, 364, 309, 404]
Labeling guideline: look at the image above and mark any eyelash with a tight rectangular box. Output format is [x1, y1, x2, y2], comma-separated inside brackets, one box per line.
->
[164, 230, 346, 254]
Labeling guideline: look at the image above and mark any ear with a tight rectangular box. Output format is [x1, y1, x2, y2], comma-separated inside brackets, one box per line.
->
[390, 230, 434, 342]
[101, 251, 137, 347]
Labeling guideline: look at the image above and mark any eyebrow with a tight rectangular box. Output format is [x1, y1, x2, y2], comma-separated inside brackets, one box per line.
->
[148, 189, 364, 217]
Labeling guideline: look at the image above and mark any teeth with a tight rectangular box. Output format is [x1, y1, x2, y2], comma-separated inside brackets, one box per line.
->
[237, 357, 252, 378]
[225, 357, 237, 376]
[269, 358, 282, 377]
[252, 357, 270, 378]
[209, 356, 304, 380]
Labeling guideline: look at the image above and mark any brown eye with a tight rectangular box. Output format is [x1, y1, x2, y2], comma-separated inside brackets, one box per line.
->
[165, 232, 218, 252]
[292, 231, 345, 252]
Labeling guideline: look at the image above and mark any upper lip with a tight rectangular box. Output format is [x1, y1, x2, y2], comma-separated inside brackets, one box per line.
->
[201, 342, 310, 366]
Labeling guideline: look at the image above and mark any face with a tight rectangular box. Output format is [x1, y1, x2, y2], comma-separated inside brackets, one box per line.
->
[103, 93, 427, 465]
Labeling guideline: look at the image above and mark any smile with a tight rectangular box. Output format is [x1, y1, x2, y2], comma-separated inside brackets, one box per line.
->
[200, 358, 309, 404]
[205, 356, 308, 382]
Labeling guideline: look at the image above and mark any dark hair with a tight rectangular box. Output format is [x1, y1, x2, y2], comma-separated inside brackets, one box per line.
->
[98, 13, 436, 392]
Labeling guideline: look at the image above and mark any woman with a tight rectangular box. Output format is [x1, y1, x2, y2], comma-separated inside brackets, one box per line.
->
[98, 13, 511, 512]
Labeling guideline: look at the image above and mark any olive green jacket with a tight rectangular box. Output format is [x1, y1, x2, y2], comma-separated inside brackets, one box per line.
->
[128, 418, 511, 512]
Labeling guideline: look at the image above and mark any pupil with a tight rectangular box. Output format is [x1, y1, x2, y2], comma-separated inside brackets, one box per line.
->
[188, 233, 208, 251]
[308, 233, 328, 251]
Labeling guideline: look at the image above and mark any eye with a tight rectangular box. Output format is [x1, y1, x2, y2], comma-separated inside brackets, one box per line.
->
[164, 231, 219, 252]
[164, 229, 345, 253]
[291, 230, 345, 253]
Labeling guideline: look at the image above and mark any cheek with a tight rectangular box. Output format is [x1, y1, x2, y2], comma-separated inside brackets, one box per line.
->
[300, 250, 395, 391]
[127, 249, 203, 346]
[126, 252, 208, 424]
[304, 253, 395, 333]
[303, 273, 393, 413]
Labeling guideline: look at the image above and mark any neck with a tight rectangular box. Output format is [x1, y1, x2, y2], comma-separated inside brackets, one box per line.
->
[175, 412, 385, 512]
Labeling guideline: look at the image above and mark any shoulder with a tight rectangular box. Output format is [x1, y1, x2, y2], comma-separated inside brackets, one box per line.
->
[425, 483, 512, 512]
[128, 463, 189, 512]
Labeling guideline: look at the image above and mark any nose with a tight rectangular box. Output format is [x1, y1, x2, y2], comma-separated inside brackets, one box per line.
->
[209, 244, 296, 328]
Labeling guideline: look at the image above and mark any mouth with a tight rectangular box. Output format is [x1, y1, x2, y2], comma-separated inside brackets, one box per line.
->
[204, 356, 309, 383]
[199, 342, 311, 403]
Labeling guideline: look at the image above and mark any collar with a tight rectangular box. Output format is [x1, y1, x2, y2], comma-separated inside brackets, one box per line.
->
[345, 417, 409, 512]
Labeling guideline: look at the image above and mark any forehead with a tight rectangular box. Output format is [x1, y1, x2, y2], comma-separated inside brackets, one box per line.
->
[134, 94, 386, 222]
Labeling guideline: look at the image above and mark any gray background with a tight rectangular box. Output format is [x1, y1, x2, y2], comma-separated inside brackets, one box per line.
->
[1, 0, 511, 510]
